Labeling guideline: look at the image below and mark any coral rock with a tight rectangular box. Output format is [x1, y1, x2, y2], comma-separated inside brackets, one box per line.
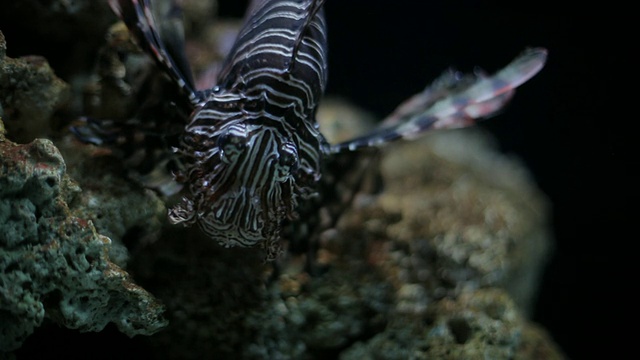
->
[0, 119, 166, 352]
[341, 289, 564, 359]
[0, 31, 70, 143]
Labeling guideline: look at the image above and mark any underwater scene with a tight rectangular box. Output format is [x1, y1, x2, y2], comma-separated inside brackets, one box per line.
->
[0, 0, 575, 359]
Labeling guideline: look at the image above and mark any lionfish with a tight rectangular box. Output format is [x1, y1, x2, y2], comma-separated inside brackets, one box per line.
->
[75, 0, 546, 259]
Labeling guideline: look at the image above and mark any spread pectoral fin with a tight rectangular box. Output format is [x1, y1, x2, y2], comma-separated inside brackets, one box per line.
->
[330, 48, 547, 153]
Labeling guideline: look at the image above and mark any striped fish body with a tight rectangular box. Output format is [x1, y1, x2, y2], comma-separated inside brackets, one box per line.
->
[164, 0, 330, 258]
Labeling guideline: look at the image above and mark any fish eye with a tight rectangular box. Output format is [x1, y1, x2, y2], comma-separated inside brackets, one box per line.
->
[218, 133, 245, 149]
[217, 127, 247, 163]
[278, 143, 298, 168]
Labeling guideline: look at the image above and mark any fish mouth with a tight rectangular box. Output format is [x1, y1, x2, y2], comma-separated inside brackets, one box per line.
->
[169, 181, 292, 249]
[168, 127, 318, 256]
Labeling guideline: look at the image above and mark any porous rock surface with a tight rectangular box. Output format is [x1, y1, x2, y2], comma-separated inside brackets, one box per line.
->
[0, 117, 167, 353]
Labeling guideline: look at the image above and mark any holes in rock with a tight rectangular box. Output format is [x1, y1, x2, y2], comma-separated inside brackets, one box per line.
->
[42, 290, 62, 311]
[63, 253, 74, 269]
[448, 317, 472, 344]
[4, 261, 19, 273]
[21, 280, 33, 291]
[422, 312, 436, 327]
[45, 176, 57, 188]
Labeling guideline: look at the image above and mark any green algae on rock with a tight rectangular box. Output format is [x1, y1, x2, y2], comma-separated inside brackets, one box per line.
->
[0, 118, 166, 352]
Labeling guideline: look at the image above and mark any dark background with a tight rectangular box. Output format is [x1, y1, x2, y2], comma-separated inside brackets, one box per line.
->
[2, 0, 635, 358]
[312, 1, 634, 358]
[324, 2, 636, 358]
[313, 1, 633, 358]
